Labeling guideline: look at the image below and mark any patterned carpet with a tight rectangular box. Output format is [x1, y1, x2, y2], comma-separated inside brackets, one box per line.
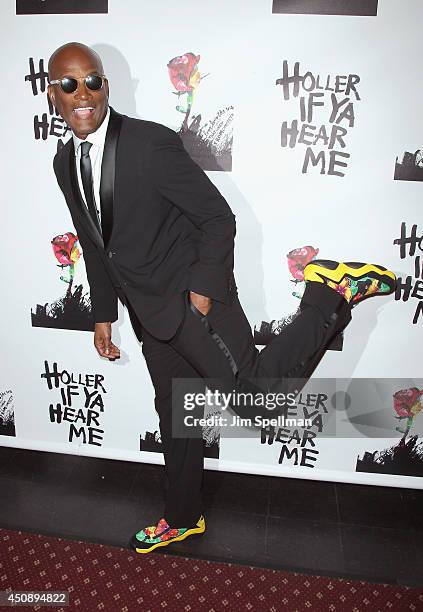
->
[1, 528, 422, 611]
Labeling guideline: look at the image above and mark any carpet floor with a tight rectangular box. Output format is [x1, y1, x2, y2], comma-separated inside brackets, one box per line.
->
[1, 528, 422, 611]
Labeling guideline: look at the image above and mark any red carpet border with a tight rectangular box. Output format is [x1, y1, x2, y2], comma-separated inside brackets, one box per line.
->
[1, 529, 422, 611]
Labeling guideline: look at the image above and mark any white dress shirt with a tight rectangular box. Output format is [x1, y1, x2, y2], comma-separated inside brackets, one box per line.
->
[72, 106, 111, 224]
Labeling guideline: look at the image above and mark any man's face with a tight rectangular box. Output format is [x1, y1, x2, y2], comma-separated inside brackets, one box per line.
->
[48, 47, 109, 140]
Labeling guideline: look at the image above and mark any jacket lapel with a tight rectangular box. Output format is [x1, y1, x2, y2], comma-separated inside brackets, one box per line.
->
[99, 107, 123, 250]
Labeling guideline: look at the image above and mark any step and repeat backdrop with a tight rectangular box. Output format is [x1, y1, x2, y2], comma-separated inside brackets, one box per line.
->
[1, 0, 422, 488]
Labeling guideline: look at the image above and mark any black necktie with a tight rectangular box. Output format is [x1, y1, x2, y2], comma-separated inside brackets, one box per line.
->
[80, 141, 101, 234]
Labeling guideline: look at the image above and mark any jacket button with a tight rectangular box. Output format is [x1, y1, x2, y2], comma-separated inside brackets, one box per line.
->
[108, 251, 114, 259]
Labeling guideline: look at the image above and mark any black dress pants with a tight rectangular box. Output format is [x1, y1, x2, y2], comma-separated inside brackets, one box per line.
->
[129, 282, 352, 526]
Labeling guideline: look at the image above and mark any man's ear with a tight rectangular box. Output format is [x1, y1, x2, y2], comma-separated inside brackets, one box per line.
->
[104, 78, 110, 101]
[47, 84, 55, 107]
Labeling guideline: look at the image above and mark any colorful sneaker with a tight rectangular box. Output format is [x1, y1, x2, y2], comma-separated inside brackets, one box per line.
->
[303, 260, 396, 305]
[129, 515, 206, 554]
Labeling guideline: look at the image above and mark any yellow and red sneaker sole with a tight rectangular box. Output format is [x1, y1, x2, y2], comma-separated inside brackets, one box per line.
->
[131, 516, 206, 554]
[304, 260, 396, 292]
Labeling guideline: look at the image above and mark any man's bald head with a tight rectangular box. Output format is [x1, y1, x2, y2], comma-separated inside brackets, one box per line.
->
[47, 42, 109, 140]
[48, 42, 104, 79]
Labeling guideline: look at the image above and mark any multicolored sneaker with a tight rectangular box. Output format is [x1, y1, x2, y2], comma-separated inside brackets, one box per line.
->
[129, 515, 206, 554]
[303, 260, 397, 305]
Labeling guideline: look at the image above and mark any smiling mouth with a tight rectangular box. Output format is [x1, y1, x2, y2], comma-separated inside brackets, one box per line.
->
[73, 107, 95, 118]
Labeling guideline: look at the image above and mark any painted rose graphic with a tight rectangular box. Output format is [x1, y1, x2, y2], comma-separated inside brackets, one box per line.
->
[356, 385, 423, 477]
[167, 52, 201, 93]
[394, 387, 423, 436]
[254, 244, 322, 346]
[31, 231, 93, 331]
[51, 232, 81, 296]
[286, 245, 319, 299]
[167, 52, 209, 132]
[287, 246, 320, 281]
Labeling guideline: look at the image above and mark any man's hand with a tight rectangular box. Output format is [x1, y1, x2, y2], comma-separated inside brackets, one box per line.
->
[94, 322, 120, 360]
[189, 291, 212, 316]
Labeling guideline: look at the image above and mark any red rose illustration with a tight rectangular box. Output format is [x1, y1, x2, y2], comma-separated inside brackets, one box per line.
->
[286, 246, 319, 281]
[51, 232, 80, 267]
[51, 232, 81, 298]
[393, 388, 423, 418]
[167, 52, 201, 92]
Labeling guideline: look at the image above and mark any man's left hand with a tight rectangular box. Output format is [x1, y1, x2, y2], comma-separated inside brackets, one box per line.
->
[189, 291, 212, 316]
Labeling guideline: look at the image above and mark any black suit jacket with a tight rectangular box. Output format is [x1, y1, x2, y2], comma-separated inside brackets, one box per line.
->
[53, 107, 237, 340]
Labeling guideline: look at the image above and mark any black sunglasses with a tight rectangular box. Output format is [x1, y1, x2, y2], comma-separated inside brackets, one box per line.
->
[49, 74, 107, 94]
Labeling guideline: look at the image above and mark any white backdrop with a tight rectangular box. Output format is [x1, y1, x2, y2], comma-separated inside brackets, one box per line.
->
[1, 0, 422, 489]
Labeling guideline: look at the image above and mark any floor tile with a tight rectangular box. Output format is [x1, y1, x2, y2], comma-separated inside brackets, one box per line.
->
[50, 489, 161, 547]
[340, 524, 417, 583]
[265, 516, 343, 574]
[65, 456, 140, 496]
[0, 445, 17, 463]
[202, 470, 269, 516]
[0, 448, 75, 484]
[406, 530, 423, 586]
[269, 476, 339, 523]
[337, 483, 405, 529]
[0, 446, 18, 478]
[402, 489, 423, 532]
[0, 477, 59, 533]
[163, 508, 267, 566]
[127, 462, 164, 504]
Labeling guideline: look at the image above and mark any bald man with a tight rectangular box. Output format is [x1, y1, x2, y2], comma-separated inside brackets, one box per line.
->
[48, 42, 396, 554]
